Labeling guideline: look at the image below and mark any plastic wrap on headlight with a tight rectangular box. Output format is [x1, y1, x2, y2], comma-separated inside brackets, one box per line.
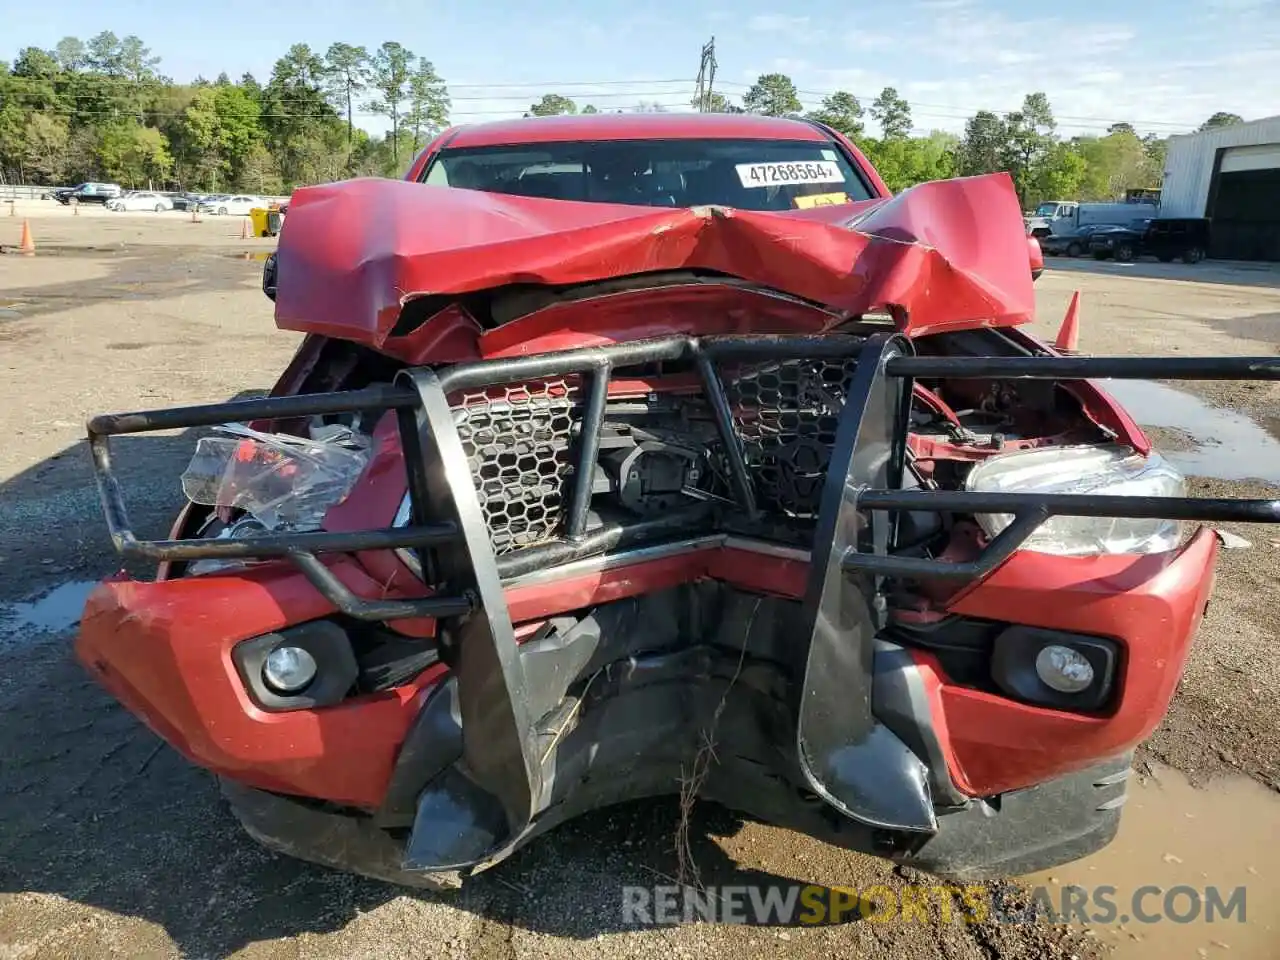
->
[964, 444, 1186, 556]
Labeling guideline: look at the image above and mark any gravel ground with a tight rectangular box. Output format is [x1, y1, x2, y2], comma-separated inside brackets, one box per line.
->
[2, 215, 1279, 959]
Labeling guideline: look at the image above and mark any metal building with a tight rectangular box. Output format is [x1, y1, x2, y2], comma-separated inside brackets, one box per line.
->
[1161, 115, 1280, 261]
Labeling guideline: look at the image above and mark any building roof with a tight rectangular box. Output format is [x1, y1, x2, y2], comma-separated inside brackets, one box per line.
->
[443, 111, 829, 149]
[1168, 115, 1280, 144]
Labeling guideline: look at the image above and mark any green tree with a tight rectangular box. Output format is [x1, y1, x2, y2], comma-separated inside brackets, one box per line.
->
[405, 59, 450, 153]
[691, 91, 739, 113]
[119, 36, 160, 84]
[20, 112, 70, 182]
[864, 132, 958, 192]
[54, 37, 86, 72]
[582, 104, 599, 114]
[742, 73, 800, 117]
[365, 41, 415, 167]
[1199, 112, 1244, 131]
[871, 87, 911, 140]
[11, 47, 59, 80]
[1075, 129, 1161, 200]
[325, 42, 370, 147]
[1000, 92, 1057, 205]
[957, 110, 1008, 175]
[808, 91, 864, 139]
[98, 121, 172, 186]
[239, 143, 284, 194]
[1107, 122, 1136, 136]
[86, 31, 124, 75]
[528, 93, 577, 116]
[264, 44, 341, 187]
[1028, 142, 1086, 205]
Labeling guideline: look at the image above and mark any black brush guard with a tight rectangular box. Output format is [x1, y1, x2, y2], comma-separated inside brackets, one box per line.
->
[87, 333, 1280, 873]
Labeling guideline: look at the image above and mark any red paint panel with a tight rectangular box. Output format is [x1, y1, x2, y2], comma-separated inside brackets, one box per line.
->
[272, 173, 1035, 348]
[76, 561, 446, 809]
[930, 527, 1218, 796]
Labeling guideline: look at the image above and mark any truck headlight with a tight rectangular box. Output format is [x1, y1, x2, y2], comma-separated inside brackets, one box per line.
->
[964, 444, 1185, 556]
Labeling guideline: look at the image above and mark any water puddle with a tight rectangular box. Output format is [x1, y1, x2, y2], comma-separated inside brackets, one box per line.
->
[0, 244, 127, 257]
[1099, 379, 1280, 484]
[1025, 762, 1280, 958]
[220, 250, 274, 261]
[0, 581, 98, 637]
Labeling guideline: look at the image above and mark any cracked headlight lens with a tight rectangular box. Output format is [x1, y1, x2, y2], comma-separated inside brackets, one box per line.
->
[964, 444, 1186, 556]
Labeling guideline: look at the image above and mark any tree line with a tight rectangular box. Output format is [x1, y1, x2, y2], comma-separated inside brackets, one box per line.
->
[492, 75, 1247, 209]
[0, 33, 448, 191]
[704, 74, 1244, 207]
[0, 36, 1249, 204]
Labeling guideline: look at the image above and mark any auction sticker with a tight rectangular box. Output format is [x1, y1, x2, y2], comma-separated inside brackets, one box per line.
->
[793, 191, 850, 209]
[735, 161, 843, 188]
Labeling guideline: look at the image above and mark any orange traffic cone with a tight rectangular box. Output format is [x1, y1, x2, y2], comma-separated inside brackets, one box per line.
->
[240, 218, 252, 240]
[1054, 290, 1081, 352]
[18, 219, 35, 255]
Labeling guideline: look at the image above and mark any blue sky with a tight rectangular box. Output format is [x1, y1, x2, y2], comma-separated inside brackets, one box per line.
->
[5, 0, 1279, 137]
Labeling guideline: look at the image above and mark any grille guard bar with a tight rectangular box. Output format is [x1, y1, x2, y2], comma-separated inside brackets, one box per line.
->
[86, 334, 1280, 870]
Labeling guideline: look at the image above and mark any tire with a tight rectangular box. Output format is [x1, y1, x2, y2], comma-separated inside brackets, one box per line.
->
[1067, 242, 1083, 257]
[1114, 243, 1134, 262]
[154, 203, 165, 212]
[218, 207, 228, 216]
[1182, 246, 1204, 264]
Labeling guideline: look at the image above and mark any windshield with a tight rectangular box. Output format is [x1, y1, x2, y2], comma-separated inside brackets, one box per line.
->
[1034, 202, 1061, 217]
[422, 138, 873, 211]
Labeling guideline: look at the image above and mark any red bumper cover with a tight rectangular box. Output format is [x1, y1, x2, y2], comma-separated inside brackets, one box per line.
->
[77, 529, 1217, 809]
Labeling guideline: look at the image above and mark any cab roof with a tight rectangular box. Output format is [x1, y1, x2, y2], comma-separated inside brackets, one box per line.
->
[442, 111, 832, 149]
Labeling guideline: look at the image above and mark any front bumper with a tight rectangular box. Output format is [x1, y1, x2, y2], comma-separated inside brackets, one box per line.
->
[221, 750, 1133, 885]
[78, 333, 1280, 881]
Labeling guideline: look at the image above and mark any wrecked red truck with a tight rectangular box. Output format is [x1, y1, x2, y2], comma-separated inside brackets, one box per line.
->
[77, 113, 1280, 887]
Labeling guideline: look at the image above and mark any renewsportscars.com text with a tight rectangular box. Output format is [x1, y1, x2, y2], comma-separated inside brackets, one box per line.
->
[621, 883, 1247, 926]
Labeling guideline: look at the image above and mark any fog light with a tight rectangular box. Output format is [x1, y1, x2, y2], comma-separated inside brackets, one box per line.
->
[263, 645, 317, 694]
[1035, 645, 1095, 693]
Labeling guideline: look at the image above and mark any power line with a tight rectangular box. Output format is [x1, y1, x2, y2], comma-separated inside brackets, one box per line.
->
[693, 37, 717, 113]
[2, 70, 1198, 130]
[714, 79, 1195, 130]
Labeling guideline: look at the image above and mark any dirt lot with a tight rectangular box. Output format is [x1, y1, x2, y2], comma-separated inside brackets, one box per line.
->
[1, 213, 1279, 959]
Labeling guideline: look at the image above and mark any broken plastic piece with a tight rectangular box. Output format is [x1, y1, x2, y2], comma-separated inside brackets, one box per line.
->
[181, 424, 370, 532]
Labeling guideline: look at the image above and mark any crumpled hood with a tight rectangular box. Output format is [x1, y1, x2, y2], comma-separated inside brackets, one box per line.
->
[273, 172, 1036, 346]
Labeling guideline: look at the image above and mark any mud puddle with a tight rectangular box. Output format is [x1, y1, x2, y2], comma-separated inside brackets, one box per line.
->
[1099, 379, 1280, 483]
[1024, 761, 1280, 958]
[220, 250, 274, 261]
[0, 244, 129, 257]
[0, 580, 97, 639]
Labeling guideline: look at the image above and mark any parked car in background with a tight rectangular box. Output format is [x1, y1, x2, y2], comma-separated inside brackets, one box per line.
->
[52, 182, 123, 205]
[1025, 199, 1160, 238]
[198, 194, 263, 216]
[1037, 223, 1121, 257]
[168, 192, 207, 211]
[1089, 217, 1210, 263]
[107, 191, 175, 212]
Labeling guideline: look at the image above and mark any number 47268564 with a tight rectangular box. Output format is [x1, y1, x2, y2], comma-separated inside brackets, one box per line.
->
[734, 161, 843, 188]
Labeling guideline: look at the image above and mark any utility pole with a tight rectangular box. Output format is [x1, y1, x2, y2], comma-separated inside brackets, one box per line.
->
[694, 37, 717, 112]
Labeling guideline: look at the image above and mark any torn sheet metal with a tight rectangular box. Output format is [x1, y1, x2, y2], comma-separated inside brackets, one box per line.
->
[272, 172, 1036, 347]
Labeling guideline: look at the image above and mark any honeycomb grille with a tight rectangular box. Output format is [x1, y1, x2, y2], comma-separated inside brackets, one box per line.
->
[451, 379, 579, 554]
[725, 358, 859, 518]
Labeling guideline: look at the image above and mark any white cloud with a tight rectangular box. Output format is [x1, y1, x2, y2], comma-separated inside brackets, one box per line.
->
[747, 14, 811, 32]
